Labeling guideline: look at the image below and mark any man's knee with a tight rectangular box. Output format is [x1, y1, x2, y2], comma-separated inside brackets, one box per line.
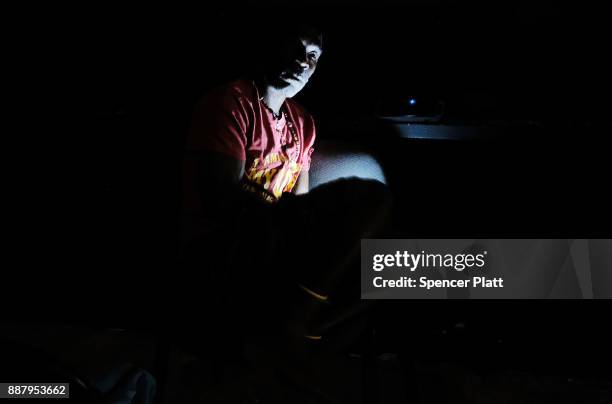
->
[300, 178, 393, 235]
[317, 177, 389, 199]
[344, 179, 393, 213]
[330, 179, 393, 236]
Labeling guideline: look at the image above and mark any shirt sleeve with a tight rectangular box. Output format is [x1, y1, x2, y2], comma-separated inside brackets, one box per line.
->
[186, 87, 250, 161]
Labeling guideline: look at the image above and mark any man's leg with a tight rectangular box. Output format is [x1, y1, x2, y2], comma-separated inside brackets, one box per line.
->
[278, 178, 393, 345]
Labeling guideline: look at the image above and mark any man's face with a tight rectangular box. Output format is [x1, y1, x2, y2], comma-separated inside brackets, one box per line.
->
[267, 37, 322, 98]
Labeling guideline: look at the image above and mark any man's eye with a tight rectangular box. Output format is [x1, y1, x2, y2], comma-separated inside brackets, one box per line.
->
[308, 53, 318, 61]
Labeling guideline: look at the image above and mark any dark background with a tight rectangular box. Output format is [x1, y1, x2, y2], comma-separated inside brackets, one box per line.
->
[72, 0, 611, 244]
[6, 0, 611, 383]
[70, 0, 610, 264]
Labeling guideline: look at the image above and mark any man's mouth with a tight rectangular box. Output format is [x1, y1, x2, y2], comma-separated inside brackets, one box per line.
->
[280, 71, 305, 83]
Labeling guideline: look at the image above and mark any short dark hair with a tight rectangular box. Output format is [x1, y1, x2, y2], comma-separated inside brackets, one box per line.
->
[287, 23, 324, 50]
[240, 8, 325, 78]
[255, 13, 324, 52]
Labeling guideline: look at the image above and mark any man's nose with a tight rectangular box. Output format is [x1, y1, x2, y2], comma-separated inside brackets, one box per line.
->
[295, 56, 309, 71]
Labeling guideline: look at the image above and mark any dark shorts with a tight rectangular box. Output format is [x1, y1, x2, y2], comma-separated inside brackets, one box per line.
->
[230, 179, 391, 329]
[180, 178, 392, 342]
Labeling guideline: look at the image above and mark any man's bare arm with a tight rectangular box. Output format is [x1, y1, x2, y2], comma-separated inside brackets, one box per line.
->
[186, 150, 248, 211]
[197, 150, 245, 185]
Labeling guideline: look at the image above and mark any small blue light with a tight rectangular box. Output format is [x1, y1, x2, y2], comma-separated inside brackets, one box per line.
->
[409, 98, 417, 105]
